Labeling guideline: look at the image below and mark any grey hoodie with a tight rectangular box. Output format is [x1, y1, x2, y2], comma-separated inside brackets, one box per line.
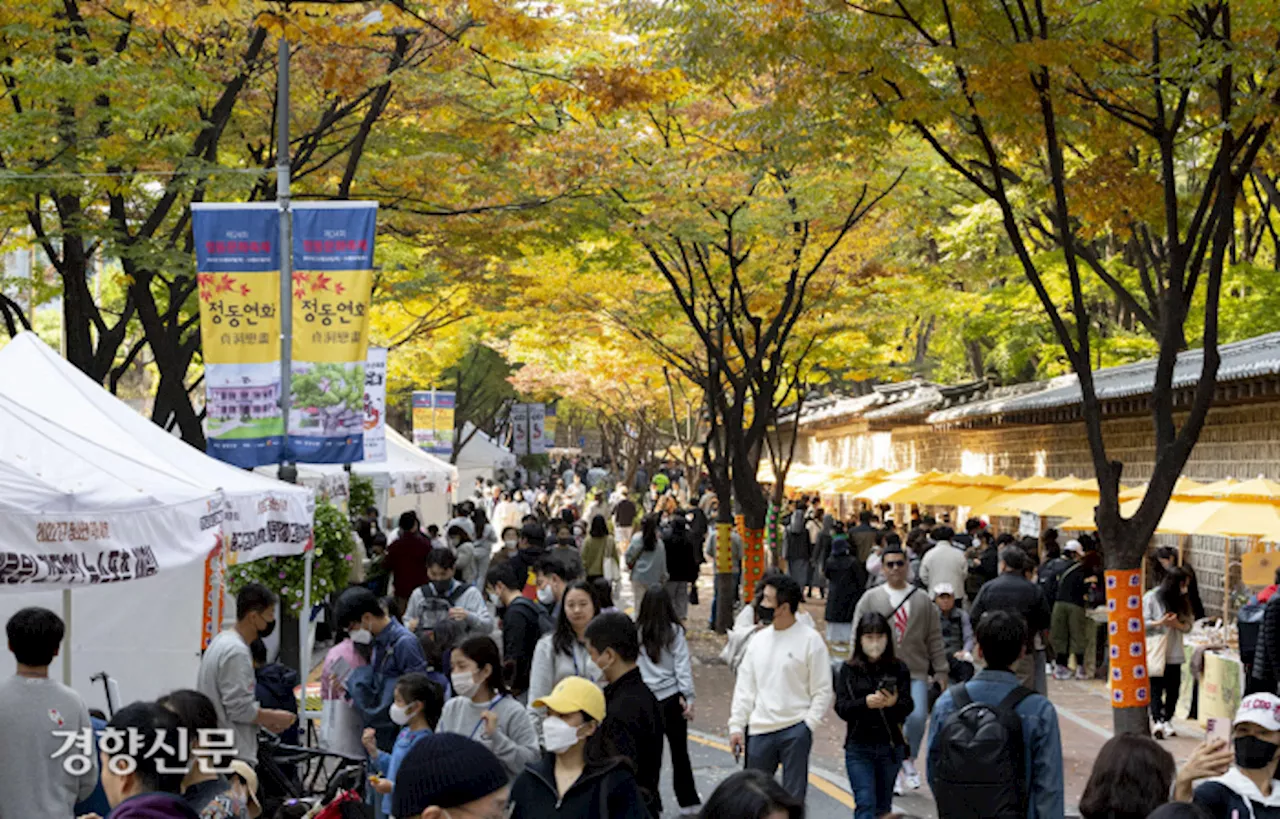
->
[437, 693, 541, 781]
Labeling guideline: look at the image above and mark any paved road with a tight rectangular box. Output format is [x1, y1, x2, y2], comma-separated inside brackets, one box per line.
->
[656, 729, 856, 818]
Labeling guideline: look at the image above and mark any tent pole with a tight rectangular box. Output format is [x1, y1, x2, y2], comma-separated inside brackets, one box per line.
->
[61, 588, 71, 685]
[300, 548, 313, 684]
[276, 31, 296, 486]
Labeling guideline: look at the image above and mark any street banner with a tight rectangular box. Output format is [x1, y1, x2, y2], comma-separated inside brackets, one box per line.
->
[288, 202, 377, 463]
[544, 404, 557, 448]
[528, 403, 546, 455]
[362, 347, 387, 463]
[192, 203, 284, 468]
[510, 403, 530, 456]
[412, 391, 455, 457]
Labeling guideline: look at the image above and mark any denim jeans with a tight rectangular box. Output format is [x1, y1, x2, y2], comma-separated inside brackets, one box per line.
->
[845, 743, 902, 819]
[746, 721, 813, 802]
[904, 678, 930, 760]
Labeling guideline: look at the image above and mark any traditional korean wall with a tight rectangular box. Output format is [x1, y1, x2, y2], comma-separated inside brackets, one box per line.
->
[796, 401, 1280, 615]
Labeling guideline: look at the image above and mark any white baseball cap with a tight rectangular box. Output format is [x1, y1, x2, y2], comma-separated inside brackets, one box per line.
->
[1235, 693, 1280, 731]
[932, 583, 955, 598]
[1063, 540, 1083, 554]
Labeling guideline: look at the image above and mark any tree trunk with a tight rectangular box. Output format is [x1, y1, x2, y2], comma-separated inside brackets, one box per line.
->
[1098, 516, 1151, 736]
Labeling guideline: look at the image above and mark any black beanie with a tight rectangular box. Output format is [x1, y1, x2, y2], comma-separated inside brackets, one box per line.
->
[391, 733, 508, 817]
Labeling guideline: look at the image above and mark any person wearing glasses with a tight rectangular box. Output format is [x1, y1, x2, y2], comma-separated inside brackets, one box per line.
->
[852, 544, 949, 796]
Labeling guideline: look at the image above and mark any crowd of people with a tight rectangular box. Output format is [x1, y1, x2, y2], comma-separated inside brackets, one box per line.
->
[10, 456, 1280, 819]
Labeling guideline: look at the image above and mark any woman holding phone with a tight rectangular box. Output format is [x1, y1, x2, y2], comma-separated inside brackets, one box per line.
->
[835, 612, 915, 817]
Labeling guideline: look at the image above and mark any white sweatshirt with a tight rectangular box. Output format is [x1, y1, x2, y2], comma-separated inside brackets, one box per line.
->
[728, 620, 833, 737]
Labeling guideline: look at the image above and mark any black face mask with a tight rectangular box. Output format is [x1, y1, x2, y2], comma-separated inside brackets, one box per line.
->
[258, 617, 276, 639]
[431, 578, 452, 596]
[1236, 735, 1280, 769]
[755, 604, 775, 625]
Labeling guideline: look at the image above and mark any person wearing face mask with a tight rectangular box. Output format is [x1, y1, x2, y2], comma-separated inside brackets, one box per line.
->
[438, 636, 541, 780]
[470, 508, 498, 589]
[362, 673, 445, 817]
[404, 550, 493, 640]
[390, 733, 511, 819]
[485, 563, 553, 702]
[835, 613, 915, 819]
[626, 513, 669, 613]
[728, 574, 833, 803]
[446, 523, 479, 587]
[528, 582, 603, 722]
[508, 676, 649, 819]
[1194, 693, 1280, 819]
[196, 583, 296, 768]
[852, 545, 948, 794]
[535, 556, 580, 621]
[336, 588, 429, 750]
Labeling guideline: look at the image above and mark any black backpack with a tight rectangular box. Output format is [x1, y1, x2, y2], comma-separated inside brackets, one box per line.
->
[928, 682, 1034, 819]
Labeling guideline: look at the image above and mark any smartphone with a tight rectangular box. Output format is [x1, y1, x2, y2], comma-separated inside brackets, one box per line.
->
[1207, 717, 1231, 744]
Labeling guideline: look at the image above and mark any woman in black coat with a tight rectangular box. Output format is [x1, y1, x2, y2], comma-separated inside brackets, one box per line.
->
[836, 612, 915, 819]
[824, 534, 867, 648]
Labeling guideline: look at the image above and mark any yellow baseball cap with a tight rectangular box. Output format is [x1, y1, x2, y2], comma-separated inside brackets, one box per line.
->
[533, 676, 606, 722]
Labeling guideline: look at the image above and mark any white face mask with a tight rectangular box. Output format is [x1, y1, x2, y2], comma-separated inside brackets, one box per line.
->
[861, 636, 888, 660]
[542, 716, 583, 754]
[451, 670, 480, 699]
[503, 538, 518, 548]
[349, 628, 373, 645]
[389, 702, 416, 726]
[537, 585, 556, 605]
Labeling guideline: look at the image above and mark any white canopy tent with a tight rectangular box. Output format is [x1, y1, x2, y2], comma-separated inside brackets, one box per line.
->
[255, 427, 456, 526]
[454, 422, 517, 492]
[0, 392, 223, 711]
[0, 333, 314, 710]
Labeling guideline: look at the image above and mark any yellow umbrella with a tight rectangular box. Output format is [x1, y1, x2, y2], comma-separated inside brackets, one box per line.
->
[1187, 477, 1280, 502]
[1118, 478, 1206, 501]
[884, 471, 952, 503]
[824, 468, 889, 494]
[1059, 497, 1202, 534]
[858, 469, 925, 503]
[1017, 491, 1100, 519]
[981, 476, 1061, 515]
[926, 485, 1002, 508]
[1160, 499, 1280, 538]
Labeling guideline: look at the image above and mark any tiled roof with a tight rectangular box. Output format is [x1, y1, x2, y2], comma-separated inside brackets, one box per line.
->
[928, 331, 1280, 425]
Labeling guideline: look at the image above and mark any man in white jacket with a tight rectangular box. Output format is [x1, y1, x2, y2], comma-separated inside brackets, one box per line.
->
[728, 573, 833, 802]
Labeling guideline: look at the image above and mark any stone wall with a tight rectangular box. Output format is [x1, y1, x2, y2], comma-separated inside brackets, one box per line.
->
[796, 401, 1280, 615]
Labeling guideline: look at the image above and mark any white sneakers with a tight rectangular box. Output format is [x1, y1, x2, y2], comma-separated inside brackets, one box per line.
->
[894, 770, 907, 795]
[902, 758, 922, 789]
[1152, 719, 1178, 739]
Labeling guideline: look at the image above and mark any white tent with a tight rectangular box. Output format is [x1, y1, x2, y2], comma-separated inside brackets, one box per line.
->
[256, 427, 456, 525]
[454, 422, 517, 491]
[0, 392, 224, 711]
[0, 333, 314, 709]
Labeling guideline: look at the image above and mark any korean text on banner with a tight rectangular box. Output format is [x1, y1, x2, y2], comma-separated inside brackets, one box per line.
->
[510, 403, 530, 456]
[528, 403, 546, 455]
[362, 347, 387, 463]
[289, 202, 377, 464]
[544, 404, 557, 448]
[192, 203, 283, 468]
[412, 391, 455, 457]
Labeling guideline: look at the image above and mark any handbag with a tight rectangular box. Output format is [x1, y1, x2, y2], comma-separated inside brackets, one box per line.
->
[603, 551, 621, 583]
[1147, 632, 1168, 678]
[346, 650, 399, 751]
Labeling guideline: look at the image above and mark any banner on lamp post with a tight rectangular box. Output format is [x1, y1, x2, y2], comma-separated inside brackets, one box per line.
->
[510, 403, 530, 456]
[192, 203, 284, 468]
[287, 202, 376, 464]
[544, 404, 557, 448]
[528, 403, 546, 455]
[412, 391, 455, 457]
[360, 347, 387, 463]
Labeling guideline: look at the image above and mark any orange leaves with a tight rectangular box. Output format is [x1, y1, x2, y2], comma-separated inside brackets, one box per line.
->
[1065, 154, 1163, 240]
[570, 65, 687, 114]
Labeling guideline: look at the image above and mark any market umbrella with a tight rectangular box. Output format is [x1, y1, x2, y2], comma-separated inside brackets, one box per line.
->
[884, 471, 955, 503]
[858, 469, 926, 503]
[1160, 499, 1280, 539]
[1186, 477, 1280, 502]
[825, 468, 890, 495]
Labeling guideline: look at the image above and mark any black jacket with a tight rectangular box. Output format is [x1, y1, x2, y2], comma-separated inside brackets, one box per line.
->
[1250, 594, 1280, 694]
[509, 755, 648, 819]
[965, 544, 999, 600]
[1037, 556, 1072, 604]
[824, 543, 867, 624]
[971, 572, 1051, 648]
[666, 529, 700, 583]
[255, 663, 301, 746]
[502, 597, 548, 696]
[590, 668, 664, 817]
[834, 658, 914, 749]
[1056, 555, 1101, 606]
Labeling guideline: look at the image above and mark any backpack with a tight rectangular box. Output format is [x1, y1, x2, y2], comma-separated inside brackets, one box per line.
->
[412, 583, 472, 634]
[928, 682, 1034, 819]
[1038, 558, 1071, 605]
[511, 596, 555, 636]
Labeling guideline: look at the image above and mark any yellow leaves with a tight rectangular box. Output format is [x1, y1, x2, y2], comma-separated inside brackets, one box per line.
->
[570, 65, 688, 114]
[1065, 154, 1163, 240]
[467, 0, 554, 50]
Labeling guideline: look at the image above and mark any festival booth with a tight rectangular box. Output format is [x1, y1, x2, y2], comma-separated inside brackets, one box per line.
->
[257, 427, 455, 526]
[454, 422, 517, 491]
[0, 333, 314, 711]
